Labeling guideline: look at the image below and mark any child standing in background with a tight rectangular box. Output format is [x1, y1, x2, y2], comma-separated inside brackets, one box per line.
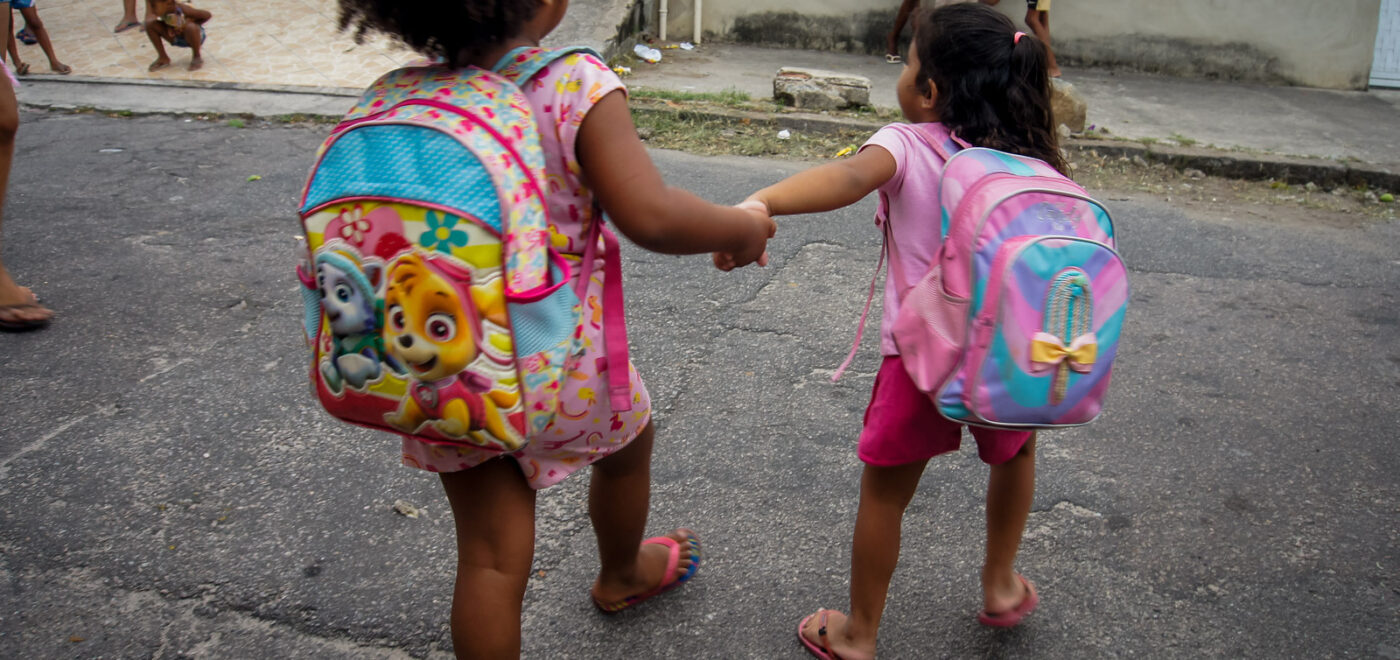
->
[728, 4, 1062, 657]
[5, 0, 69, 75]
[1024, 0, 1061, 77]
[335, 1, 775, 657]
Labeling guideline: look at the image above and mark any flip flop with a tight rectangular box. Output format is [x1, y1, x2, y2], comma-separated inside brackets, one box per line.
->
[0, 303, 52, 332]
[16, 28, 35, 45]
[884, 53, 902, 64]
[592, 529, 701, 613]
[797, 610, 847, 660]
[977, 574, 1039, 628]
[14, 62, 28, 76]
[114, 20, 142, 33]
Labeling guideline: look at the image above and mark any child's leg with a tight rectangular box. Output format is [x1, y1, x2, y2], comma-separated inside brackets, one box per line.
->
[178, 21, 202, 70]
[982, 434, 1036, 612]
[588, 421, 697, 604]
[800, 459, 928, 660]
[144, 19, 170, 71]
[885, 0, 919, 59]
[114, 0, 140, 32]
[0, 58, 51, 327]
[4, 13, 23, 74]
[17, 8, 66, 73]
[440, 458, 537, 659]
[1025, 6, 1061, 77]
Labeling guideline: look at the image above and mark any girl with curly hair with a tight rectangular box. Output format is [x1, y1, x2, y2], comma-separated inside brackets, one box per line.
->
[335, 0, 775, 657]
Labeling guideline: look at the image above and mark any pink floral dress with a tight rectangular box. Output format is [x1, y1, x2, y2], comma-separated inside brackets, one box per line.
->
[401, 50, 652, 489]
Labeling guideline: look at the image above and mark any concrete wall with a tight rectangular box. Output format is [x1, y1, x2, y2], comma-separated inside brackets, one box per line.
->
[647, 0, 1383, 89]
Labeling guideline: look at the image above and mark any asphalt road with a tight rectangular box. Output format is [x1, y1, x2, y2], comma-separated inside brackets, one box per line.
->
[1, 112, 1397, 659]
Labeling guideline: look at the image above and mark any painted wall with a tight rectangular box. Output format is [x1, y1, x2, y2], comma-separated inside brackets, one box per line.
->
[648, 0, 1383, 89]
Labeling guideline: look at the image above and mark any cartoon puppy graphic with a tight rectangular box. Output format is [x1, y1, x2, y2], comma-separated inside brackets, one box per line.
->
[382, 252, 524, 450]
[302, 249, 403, 393]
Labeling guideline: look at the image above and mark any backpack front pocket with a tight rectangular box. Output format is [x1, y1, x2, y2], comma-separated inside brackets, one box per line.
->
[954, 236, 1129, 428]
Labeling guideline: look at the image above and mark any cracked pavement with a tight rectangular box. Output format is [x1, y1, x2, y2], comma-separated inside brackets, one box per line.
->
[1, 112, 1398, 658]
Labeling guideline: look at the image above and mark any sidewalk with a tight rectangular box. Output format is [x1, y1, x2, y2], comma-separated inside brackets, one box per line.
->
[10, 4, 1400, 182]
[624, 43, 1400, 177]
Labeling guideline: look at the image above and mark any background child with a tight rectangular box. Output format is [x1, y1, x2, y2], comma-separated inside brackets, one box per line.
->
[730, 4, 1062, 658]
[5, 0, 69, 75]
[144, 0, 209, 71]
[336, 1, 775, 657]
[1024, 0, 1061, 77]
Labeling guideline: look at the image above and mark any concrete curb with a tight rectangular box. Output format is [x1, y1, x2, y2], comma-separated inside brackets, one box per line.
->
[16, 75, 1395, 193]
[21, 73, 362, 98]
[632, 101, 1399, 191]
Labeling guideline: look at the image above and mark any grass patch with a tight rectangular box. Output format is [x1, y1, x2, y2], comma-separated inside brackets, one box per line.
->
[1170, 133, 1197, 147]
[227, 118, 246, 128]
[632, 87, 752, 106]
[632, 108, 870, 160]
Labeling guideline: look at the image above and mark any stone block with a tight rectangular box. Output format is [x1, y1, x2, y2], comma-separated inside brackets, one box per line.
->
[1051, 78, 1088, 133]
[773, 67, 871, 110]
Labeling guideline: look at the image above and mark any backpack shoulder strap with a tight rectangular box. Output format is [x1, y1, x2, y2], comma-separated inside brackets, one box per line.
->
[492, 44, 634, 413]
[492, 46, 604, 83]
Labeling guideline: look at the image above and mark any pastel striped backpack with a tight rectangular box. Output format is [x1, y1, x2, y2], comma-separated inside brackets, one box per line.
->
[839, 127, 1129, 429]
[295, 63, 583, 451]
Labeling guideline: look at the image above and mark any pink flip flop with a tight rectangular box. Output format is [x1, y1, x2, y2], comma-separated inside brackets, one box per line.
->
[797, 610, 846, 660]
[977, 574, 1039, 628]
[593, 529, 701, 613]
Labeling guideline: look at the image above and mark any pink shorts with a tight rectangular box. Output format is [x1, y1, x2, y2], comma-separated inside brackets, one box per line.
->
[858, 356, 1033, 466]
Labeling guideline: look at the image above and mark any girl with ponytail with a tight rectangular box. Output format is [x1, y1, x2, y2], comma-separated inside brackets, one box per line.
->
[727, 3, 1061, 656]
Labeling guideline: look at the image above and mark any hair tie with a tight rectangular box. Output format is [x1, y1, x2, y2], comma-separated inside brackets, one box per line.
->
[1014, 31, 1026, 44]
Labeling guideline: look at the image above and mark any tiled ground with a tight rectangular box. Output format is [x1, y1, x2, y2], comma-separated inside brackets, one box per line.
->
[7, 0, 416, 88]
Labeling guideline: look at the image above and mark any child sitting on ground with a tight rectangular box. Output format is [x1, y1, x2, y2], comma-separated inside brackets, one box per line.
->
[144, 0, 209, 72]
[5, 0, 70, 75]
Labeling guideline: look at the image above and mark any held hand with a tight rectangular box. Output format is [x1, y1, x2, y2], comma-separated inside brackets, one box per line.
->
[712, 201, 776, 272]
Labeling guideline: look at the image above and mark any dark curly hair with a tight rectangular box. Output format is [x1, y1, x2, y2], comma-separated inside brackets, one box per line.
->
[337, 1, 542, 69]
[914, 3, 1066, 174]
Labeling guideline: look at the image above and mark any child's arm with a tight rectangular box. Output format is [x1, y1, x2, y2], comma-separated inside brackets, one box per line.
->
[576, 91, 775, 267]
[744, 145, 897, 218]
[178, 3, 211, 23]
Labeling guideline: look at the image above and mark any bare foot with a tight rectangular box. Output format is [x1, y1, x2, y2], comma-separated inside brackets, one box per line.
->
[798, 610, 876, 660]
[114, 18, 142, 33]
[50, 63, 71, 75]
[591, 528, 699, 609]
[148, 57, 170, 72]
[187, 56, 203, 72]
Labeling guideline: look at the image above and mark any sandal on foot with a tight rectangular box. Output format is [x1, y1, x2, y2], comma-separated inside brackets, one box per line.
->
[977, 574, 1039, 628]
[0, 303, 52, 331]
[14, 62, 29, 76]
[797, 610, 847, 660]
[17, 28, 35, 45]
[592, 529, 701, 613]
[51, 64, 71, 75]
[114, 20, 142, 33]
[884, 53, 902, 64]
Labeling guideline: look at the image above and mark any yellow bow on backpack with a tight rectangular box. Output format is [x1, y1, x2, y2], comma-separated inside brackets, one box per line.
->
[1030, 332, 1098, 374]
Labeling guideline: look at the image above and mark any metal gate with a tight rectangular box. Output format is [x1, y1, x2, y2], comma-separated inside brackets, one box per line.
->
[1374, 0, 1400, 88]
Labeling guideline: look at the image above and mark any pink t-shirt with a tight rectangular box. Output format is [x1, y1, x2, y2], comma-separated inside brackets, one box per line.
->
[861, 122, 961, 355]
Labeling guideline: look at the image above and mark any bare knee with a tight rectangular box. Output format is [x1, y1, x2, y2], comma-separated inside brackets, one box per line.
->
[0, 105, 18, 143]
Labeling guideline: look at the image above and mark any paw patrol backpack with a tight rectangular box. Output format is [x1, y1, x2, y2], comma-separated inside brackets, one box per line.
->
[297, 61, 586, 451]
[835, 127, 1129, 429]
